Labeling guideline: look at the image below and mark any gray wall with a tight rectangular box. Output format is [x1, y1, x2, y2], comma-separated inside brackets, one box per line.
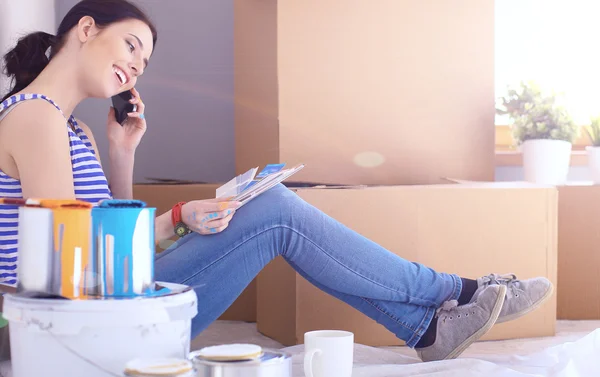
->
[0, 0, 56, 96]
[55, 0, 234, 183]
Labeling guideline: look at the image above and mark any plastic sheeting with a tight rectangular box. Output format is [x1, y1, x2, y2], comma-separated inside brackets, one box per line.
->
[0, 323, 598, 376]
[285, 329, 600, 377]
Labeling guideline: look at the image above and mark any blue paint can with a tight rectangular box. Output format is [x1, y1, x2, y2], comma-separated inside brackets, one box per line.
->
[91, 199, 156, 297]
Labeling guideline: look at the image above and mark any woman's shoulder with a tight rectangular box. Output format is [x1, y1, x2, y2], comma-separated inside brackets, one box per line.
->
[0, 93, 68, 128]
[0, 94, 72, 160]
[0, 94, 77, 195]
[0, 98, 68, 141]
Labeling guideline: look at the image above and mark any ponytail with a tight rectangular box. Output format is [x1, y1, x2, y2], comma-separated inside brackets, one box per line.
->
[1, 0, 157, 103]
[1, 32, 57, 102]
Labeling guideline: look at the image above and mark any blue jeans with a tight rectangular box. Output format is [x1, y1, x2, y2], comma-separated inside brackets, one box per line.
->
[154, 184, 462, 348]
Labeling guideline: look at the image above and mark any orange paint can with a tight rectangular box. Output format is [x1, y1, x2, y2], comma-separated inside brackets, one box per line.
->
[8, 199, 93, 299]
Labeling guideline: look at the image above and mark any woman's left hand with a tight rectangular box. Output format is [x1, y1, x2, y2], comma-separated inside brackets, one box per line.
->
[107, 88, 147, 153]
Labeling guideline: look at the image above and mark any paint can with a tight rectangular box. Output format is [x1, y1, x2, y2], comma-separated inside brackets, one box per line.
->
[190, 348, 292, 377]
[15, 199, 93, 299]
[91, 199, 155, 297]
[3, 282, 197, 377]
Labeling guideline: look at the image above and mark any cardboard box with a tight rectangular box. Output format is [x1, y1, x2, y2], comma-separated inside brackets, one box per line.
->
[557, 184, 600, 319]
[234, 0, 496, 185]
[133, 182, 257, 322]
[257, 182, 558, 346]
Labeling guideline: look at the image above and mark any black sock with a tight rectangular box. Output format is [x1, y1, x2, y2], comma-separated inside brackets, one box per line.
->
[415, 278, 479, 349]
[457, 278, 478, 306]
[415, 316, 438, 348]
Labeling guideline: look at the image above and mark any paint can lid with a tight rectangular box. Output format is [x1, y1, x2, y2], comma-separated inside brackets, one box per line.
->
[0, 198, 93, 209]
[98, 199, 147, 208]
[192, 344, 263, 362]
[189, 345, 291, 367]
[123, 358, 194, 377]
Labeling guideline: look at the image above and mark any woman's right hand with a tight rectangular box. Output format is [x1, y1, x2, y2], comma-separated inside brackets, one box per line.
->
[181, 199, 242, 235]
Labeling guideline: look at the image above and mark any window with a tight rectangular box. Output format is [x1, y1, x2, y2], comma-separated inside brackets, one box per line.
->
[495, 0, 600, 129]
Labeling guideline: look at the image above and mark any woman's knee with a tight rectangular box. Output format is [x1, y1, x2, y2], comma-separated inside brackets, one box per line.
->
[240, 184, 310, 223]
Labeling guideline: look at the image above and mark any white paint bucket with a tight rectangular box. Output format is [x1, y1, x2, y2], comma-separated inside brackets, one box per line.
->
[2, 282, 197, 377]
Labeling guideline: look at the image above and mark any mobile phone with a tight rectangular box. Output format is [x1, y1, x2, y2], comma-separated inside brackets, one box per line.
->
[111, 90, 136, 124]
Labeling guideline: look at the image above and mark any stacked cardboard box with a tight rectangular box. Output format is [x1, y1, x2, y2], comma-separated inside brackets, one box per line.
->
[230, 0, 560, 346]
[256, 182, 558, 346]
[557, 184, 600, 319]
[234, 0, 496, 185]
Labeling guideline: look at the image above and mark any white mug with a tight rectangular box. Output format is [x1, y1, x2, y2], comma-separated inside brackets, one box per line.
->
[304, 330, 354, 377]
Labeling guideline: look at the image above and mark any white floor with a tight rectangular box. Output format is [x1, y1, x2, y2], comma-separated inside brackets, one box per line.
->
[191, 320, 600, 376]
[1, 320, 597, 377]
[192, 319, 600, 355]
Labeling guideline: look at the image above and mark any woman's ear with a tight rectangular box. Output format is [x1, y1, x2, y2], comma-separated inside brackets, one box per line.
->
[76, 16, 97, 43]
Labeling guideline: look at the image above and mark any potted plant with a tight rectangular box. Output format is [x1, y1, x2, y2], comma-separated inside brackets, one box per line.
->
[497, 81, 579, 185]
[584, 116, 600, 184]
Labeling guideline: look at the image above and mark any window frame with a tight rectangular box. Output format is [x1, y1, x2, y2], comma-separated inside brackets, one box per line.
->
[495, 124, 591, 166]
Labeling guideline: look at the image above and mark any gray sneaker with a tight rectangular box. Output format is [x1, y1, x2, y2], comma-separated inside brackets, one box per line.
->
[416, 284, 506, 362]
[471, 274, 554, 323]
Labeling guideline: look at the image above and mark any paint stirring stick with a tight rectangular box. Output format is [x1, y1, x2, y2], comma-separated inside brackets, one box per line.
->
[72, 247, 81, 298]
[106, 234, 115, 296]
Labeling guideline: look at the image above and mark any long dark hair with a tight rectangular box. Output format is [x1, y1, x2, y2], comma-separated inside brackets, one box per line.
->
[1, 0, 157, 102]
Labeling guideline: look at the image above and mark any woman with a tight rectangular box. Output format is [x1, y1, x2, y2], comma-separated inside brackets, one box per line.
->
[0, 0, 552, 362]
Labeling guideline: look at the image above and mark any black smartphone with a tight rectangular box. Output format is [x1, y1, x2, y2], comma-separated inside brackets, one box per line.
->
[111, 90, 136, 124]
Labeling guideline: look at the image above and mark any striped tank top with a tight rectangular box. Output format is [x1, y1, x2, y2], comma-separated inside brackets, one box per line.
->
[0, 94, 112, 286]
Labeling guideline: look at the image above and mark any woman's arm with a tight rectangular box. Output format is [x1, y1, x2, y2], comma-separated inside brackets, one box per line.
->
[107, 148, 135, 199]
[155, 210, 175, 244]
[76, 119, 134, 200]
[154, 200, 240, 245]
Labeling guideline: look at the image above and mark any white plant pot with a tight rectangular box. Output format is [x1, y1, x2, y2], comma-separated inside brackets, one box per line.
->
[586, 146, 600, 184]
[521, 139, 572, 185]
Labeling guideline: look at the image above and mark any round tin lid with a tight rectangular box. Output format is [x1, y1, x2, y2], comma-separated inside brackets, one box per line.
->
[193, 344, 263, 361]
[124, 358, 193, 376]
[190, 346, 291, 367]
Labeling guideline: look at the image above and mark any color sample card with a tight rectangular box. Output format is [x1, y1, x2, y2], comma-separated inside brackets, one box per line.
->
[256, 164, 286, 179]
